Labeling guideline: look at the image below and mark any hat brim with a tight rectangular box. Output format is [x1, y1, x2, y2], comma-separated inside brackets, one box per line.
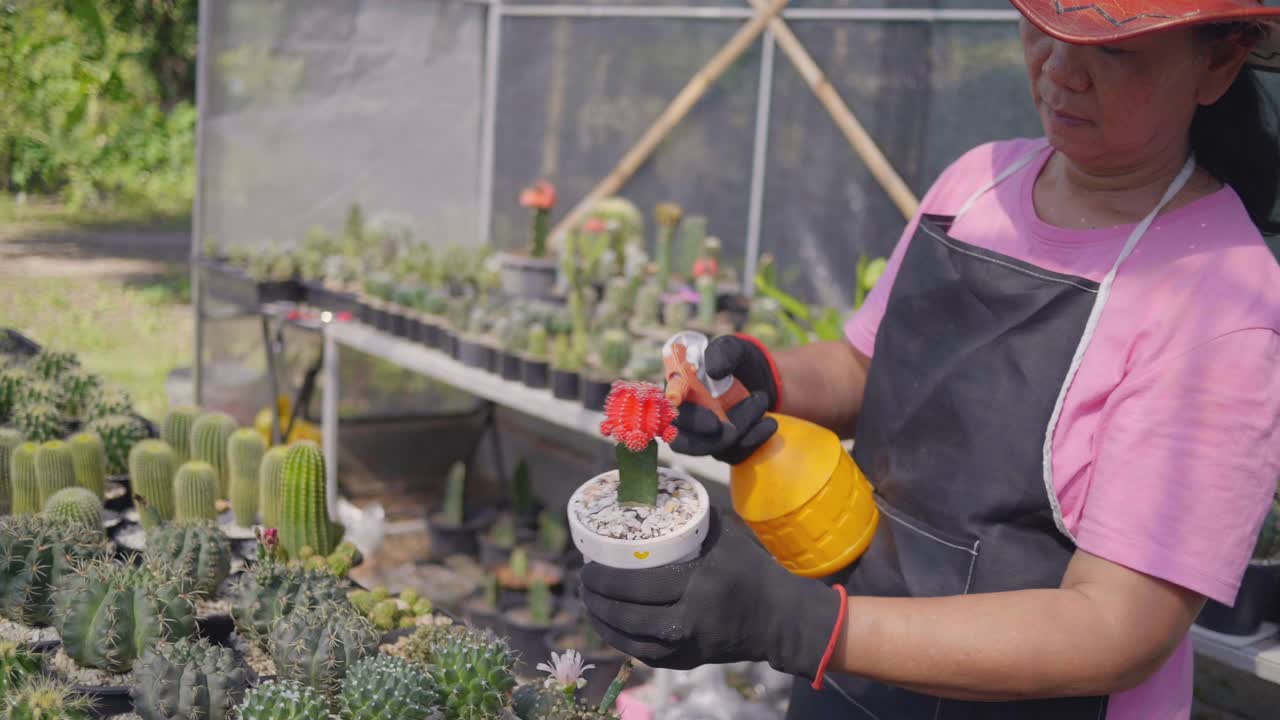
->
[1009, 0, 1280, 71]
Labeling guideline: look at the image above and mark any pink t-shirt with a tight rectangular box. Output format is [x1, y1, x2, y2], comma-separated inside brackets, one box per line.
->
[845, 137, 1280, 718]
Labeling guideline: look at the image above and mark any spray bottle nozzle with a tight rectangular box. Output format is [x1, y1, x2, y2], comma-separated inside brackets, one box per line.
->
[662, 331, 750, 426]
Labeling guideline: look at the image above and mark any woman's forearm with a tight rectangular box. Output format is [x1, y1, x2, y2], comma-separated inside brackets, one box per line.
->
[773, 341, 870, 438]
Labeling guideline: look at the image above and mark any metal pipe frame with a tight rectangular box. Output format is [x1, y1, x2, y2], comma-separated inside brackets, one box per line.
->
[499, 6, 1020, 21]
[743, 28, 775, 297]
[476, 0, 505, 249]
[192, 0, 212, 406]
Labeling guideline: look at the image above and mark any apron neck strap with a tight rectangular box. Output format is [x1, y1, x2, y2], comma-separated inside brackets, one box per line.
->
[954, 143, 1050, 219]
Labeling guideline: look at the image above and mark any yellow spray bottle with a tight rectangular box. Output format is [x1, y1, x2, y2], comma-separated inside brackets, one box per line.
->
[663, 331, 879, 578]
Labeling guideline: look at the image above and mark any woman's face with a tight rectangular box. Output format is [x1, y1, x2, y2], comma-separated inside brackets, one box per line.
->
[1020, 19, 1248, 172]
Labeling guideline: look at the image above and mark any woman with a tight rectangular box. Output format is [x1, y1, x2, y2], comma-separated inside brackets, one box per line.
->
[579, 1, 1280, 717]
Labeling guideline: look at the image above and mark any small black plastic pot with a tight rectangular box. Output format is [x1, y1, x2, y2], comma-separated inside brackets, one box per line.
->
[504, 605, 577, 676]
[447, 331, 463, 361]
[389, 309, 410, 338]
[480, 342, 502, 374]
[545, 628, 629, 707]
[1196, 560, 1280, 635]
[522, 358, 550, 389]
[478, 536, 517, 569]
[197, 612, 235, 646]
[550, 369, 580, 401]
[463, 594, 520, 637]
[358, 298, 379, 326]
[429, 508, 497, 560]
[375, 306, 395, 334]
[76, 684, 133, 719]
[455, 338, 489, 369]
[581, 377, 611, 412]
[103, 476, 131, 512]
[500, 352, 523, 381]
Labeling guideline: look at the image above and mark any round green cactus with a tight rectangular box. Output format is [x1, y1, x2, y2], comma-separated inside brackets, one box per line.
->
[424, 625, 517, 719]
[129, 439, 178, 527]
[84, 386, 135, 424]
[87, 413, 150, 476]
[235, 680, 335, 720]
[144, 522, 232, 598]
[131, 637, 249, 720]
[341, 654, 438, 720]
[228, 428, 265, 526]
[174, 460, 218, 522]
[44, 487, 102, 531]
[13, 402, 66, 444]
[34, 440, 76, 509]
[269, 601, 379, 695]
[9, 441, 39, 515]
[59, 369, 102, 421]
[0, 427, 24, 515]
[228, 563, 348, 641]
[3, 676, 91, 720]
[0, 366, 32, 423]
[0, 639, 42, 698]
[280, 441, 340, 558]
[161, 405, 200, 463]
[67, 432, 106, 499]
[53, 560, 198, 673]
[21, 380, 68, 416]
[0, 514, 109, 626]
[191, 411, 237, 499]
[258, 445, 289, 529]
[30, 350, 79, 382]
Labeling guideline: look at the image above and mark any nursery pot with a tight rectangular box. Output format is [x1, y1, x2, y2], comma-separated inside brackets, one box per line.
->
[456, 337, 489, 369]
[568, 467, 710, 570]
[463, 593, 520, 637]
[429, 508, 498, 560]
[545, 629, 628, 707]
[78, 684, 133, 719]
[503, 604, 577, 676]
[389, 308, 410, 338]
[580, 377, 612, 412]
[498, 251, 559, 301]
[1195, 559, 1280, 636]
[481, 342, 503, 374]
[550, 369, 580, 401]
[522, 358, 550, 389]
[500, 351, 524, 381]
[478, 535, 517, 569]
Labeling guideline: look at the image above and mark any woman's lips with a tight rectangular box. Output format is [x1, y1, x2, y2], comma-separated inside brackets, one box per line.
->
[1049, 107, 1091, 127]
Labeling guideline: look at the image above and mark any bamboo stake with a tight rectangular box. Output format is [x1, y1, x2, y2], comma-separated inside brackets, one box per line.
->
[748, 0, 919, 220]
[548, 0, 792, 244]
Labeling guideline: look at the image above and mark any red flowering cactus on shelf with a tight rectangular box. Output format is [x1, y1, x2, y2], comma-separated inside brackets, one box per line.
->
[600, 380, 678, 507]
[519, 180, 557, 259]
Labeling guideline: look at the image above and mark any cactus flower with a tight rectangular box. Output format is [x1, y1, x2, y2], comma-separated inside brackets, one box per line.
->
[537, 649, 595, 695]
[582, 217, 608, 235]
[692, 257, 718, 278]
[519, 180, 557, 210]
[600, 381, 678, 507]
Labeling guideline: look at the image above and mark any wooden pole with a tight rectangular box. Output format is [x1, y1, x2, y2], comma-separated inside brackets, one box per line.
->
[548, 0, 792, 244]
[748, 0, 919, 220]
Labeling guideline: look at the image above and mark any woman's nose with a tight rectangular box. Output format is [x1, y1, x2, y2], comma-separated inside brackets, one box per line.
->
[1042, 40, 1091, 94]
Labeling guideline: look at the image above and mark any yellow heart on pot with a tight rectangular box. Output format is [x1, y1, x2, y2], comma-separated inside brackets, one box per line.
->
[633, 551, 650, 560]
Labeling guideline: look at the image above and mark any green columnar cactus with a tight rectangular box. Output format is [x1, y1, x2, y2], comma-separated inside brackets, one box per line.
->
[9, 441, 39, 515]
[191, 412, 237, 499]
[634, 281, 662, 329]
[85, 386, 135, 423]
[0, 514, 109, 626]
[509, 547, 530, 580]
[538, 511, 569, 558]
[227, 429, 265, 526]
[0, 639, 42, 698]
[676, 214, 708, 277]
[228, 562, 348, 641]
[3, 677, 92, 720]
[174, 461, 219, 522]
[424, 626, 517, 719]
[280, 441, 340, 558]
[53, 560, 198, 673]
[696, 274, 717, 326]
[13, 402, 66, 444]
[599, 330, 631, 379]
[0, 366, 31, 423]
[258, 445, 288, 530]
[31, 350, 79, 381]
[269, 601, 379, 695]
[44, 487, 102, 531]
[442, 460, 466, 526]
[526, 324, 549, 361]
[654, 202, 683, 292]
[34, 440, 76, 509]
[527, 576, 553, 626]
[0, 428, 22, 515]
[67, 432, 106, 498]
[665, 300, 691, 331]
[87, 413, 150, 475]
[145, 522, 232, 598]
[60, 370, 101, 420]
[340, 654, 438, 720]
[235, 680, 334, 720]
[161, 405, 200, 463]
[131, 637, 249, 720]
[129, 440, 178, 527]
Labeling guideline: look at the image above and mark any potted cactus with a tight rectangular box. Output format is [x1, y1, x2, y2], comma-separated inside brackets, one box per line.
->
[511, 649, 631, 720]
[581, 329, 631, 412]
[545, 618, 629, 708]
[0, 515, 109, 647]
[500, 180, 560, 300]
[568, 381, 710, 569]
[462, 574, 510, 636]
[502, 576, 576, 677]
[498, 313, 529, 381]
[1196, 492, 1280, 636]
[495, 547, 565, 608]
[522, 323, 551, 389]
[478, 513, 519, 569]
[130, 637, 249, 720]
[550, 333, 584, 401]
[428, 461, 496, 560]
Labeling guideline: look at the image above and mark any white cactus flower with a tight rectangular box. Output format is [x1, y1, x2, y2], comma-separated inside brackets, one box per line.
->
[537, 649, 596, 691]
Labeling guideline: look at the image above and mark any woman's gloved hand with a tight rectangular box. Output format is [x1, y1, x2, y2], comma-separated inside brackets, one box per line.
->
[669, 334, 782, 465]
[579, 510, 845, 681]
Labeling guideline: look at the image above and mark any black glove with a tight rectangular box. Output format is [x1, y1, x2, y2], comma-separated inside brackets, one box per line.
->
[579, 510, 843, 680]
[669, 334, 782, 465]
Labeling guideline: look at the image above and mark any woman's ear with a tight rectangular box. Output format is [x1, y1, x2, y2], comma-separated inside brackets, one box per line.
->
[1197, 30, 1257, 106]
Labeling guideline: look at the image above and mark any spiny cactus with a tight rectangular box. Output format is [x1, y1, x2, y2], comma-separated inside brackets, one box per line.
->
[59, 369, 101, 420]
[9, 441, 39, 515]
[228, 428, 265, 527]
[131, 637, 249, 720]
[85, 386, 135, 423]
[34, 440, 76, 509]
[228, 562, 348, 641]
[30, 350, 79, 381]
[44, 487, 102, 531]
[174, 460, 218, 522]
[665, 300, 691, 331]
[424, 625, 518, 719]
[161, 405, 199, 463]
[0, 639, 42, 698]
[442, 460, 466, 526]
[340, 654, 438, 720]
[280, 441, 340, 558]
[0, 514, 109, 626]
[235, 680, 335, 720]
[191, 411, 236, 499]
[144, 521, 232, 598]
[526, 324, 549, 361]
[13, 402, 66, 444]
[258, 445, 289, 529]
[527, 576, 553, 626]
[633, 281, 662, 330]
[269, 601, 379, 695]
[21, 379, 68, 415]
[0, 428, 22, 515]
[696, 273, 717, 326]
[0, 366, 31, 423]
[67, 432, 106, 499]
[3, 676, 91, 720]
[598, 330, 631, 378]
[129, 440, 178, 527]
[87, 413, 150, 475]
[53, 560, 198, 673]
[654, 202, 683, 292]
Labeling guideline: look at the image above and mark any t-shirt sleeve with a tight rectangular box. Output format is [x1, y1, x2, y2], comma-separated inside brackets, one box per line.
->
[1074, 329, 1280, 605]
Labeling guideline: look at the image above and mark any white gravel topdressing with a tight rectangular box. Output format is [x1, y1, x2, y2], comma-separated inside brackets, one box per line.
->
[51, 646, 133, 688]
[231, 632, 276, 679]
[571, 471, 702, 541]
[0, 618, 58, 644]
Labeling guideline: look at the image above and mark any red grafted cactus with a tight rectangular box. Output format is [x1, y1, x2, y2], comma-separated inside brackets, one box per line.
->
[600, 381, 678, 506]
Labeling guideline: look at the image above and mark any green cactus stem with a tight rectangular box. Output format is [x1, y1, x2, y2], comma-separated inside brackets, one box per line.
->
[53, 560, 198, 673]
[87, 413, 150, 476]
[696, 274, 717, 327]
[4, 676, 92, 720]
[191, 412, 237, 499]
[13, 402, 66, 444]
[0, 366, 32, 423]
[526, 324, 549, 361]
[599, 659, 634, 714]
[258, 445, 289, 530]
[340, 654, 437, 720]
[634, 281, 662, 330]
[487, 515, 516, 550]
[67, 432, 107, 499]
[0, 514, 109, 626]
[228, 428, 266, 527]
[9, 441, 39, 515]
[424, 625, 517, 719]
[31, 350, 79, 381]
[228, 563, 348, 642]
[676, 214, 707, 278]
[145, 522, 232, 598]
[279, 441, 340, 558]
[0, 428, 22, 515]
[442, 460, 466, 526]
[85, 386, 135, 423]
[60, 370, 102, 420]
[130, 440, 178, 527]
[509, 547, 530, 580]
[0, 639, 42, 698]
[654, 202, 683, 292]
[44, 487, 102, 531]
[615, 442, 659, 507]
[175, 460, 219, 522]
[131, 637, 249, 720]
[269, 601, 380, 695]
[665, 300, 692, 331]
[527, 576, 553, 626]
[34, 440, 76, 509]
[538, 511, 569, 558]
[161, 405, 200, 463]
[598, 330, 631, 379]
[235, 680, 333, 720]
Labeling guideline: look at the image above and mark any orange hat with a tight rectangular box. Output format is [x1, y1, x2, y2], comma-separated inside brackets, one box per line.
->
[1009, 1, 1280, 71]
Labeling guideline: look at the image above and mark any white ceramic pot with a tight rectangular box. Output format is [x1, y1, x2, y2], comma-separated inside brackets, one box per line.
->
[567, 466, 710, 570]
[498, 252, 559, 300]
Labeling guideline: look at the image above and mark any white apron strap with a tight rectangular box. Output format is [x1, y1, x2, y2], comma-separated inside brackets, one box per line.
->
[954, 142, 1051, 219]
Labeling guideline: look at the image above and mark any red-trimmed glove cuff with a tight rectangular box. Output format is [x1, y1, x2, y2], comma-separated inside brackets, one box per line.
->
[811, 584, 849, 691]
[733, 333, 784, 412]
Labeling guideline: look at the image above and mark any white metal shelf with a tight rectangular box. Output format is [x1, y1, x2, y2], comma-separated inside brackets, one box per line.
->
[1191, 624, 1280, 685]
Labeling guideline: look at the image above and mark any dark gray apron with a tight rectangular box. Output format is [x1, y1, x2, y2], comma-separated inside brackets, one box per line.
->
[786, 145, 1195, 720]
